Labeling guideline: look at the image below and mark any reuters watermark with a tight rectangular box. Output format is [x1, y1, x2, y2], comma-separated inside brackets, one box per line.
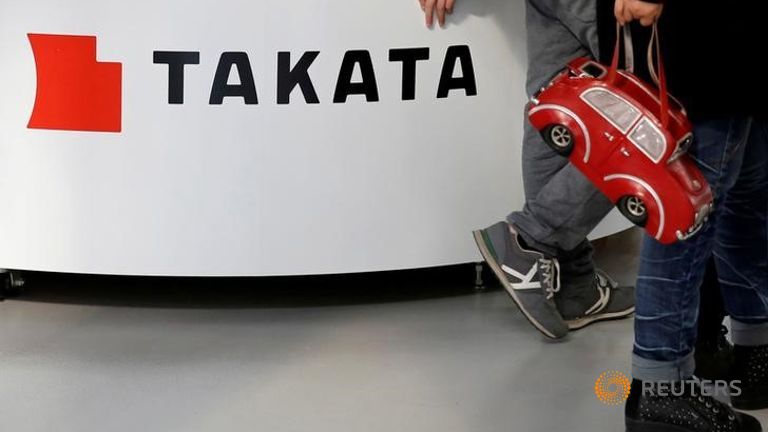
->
[594, 371, 742, 406]
[594, 370, 632, 405]
[641, 380, 742, 398]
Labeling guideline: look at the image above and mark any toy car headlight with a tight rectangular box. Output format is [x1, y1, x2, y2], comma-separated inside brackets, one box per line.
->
[629, 118, 666, 163]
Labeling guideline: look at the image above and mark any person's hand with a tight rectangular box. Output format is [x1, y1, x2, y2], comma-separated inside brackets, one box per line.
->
[419, 0, 455, 28]
[615, 0, 663, 27]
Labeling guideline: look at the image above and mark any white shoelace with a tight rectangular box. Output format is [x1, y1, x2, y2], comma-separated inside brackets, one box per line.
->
[538, 258, 561, 300]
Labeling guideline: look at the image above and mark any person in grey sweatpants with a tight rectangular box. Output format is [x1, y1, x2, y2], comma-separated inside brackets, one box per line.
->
[422, 0, 635, 339]
[503, 0, 630, 333]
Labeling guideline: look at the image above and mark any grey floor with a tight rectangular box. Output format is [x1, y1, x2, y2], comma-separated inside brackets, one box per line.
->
[1, 229, 766, 432]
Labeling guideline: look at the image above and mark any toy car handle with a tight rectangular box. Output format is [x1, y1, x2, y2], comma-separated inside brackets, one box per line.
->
[622, 25, 635, 74]
[647, 23, 669, 129]
[607, 22, 670, 130]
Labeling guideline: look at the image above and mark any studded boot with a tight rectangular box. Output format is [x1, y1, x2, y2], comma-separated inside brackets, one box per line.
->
[625, 379, 762, 432]
[731, 344, 768, 411]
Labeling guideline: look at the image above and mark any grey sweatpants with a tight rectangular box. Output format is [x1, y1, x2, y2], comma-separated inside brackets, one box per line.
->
[508, 0, 615, 284]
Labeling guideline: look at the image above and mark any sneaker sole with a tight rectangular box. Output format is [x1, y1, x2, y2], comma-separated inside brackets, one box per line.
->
[473, 230, 561, 339]
[566, 307, 636, 330]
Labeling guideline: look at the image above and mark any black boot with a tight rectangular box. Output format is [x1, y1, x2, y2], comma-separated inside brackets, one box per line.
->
[625, 379, 762, 432]
[731, 344, 768, 411]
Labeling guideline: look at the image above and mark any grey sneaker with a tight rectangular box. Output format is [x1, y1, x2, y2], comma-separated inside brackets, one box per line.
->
[559, 269, 636, 330]
[473, 221, 568, 339]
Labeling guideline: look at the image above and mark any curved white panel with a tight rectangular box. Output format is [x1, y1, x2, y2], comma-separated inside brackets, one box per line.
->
[0, 0, 630, 276]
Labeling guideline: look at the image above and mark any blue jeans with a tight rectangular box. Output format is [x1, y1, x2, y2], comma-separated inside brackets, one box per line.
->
[632, 118, 768, 381]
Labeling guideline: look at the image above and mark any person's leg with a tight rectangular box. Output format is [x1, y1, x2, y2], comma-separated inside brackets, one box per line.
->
[473, 0, 632, 339]
[632, 118, 753, 380]
[513, 0, 633, 329]
[714, 118, 768, 410]
[473, 0, 603, 339]
[626, 118, 764, 431]
[688, 128, 765, 383]
[713, 118, 768, 329]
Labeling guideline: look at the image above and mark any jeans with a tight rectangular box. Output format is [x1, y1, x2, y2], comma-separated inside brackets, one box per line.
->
[633, 118, 768, 382]
[508, 0, 615, 288]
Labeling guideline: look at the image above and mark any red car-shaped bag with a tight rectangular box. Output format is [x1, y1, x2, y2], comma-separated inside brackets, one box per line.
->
[528, 25, 713, 244]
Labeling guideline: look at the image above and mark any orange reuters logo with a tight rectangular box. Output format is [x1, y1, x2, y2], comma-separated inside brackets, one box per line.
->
[594, 370, 631, 405]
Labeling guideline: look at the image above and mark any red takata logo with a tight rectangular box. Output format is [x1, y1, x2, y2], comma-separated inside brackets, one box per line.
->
[28, 34, 122, 133]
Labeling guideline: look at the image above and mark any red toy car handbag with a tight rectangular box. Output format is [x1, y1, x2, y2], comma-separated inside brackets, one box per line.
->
[528, 24, 713, 244]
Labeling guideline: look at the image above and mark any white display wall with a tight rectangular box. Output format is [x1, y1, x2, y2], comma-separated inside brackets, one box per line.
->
[0, 0, 628, 276]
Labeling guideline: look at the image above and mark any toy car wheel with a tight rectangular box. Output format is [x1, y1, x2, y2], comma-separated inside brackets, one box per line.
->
[542, 125, 574, 156]
[618, 195, 648, 227]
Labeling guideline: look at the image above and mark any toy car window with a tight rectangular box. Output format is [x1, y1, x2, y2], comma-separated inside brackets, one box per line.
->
[581, 89, 641, 133]
[629, 118, 666, 163]
[581, 63, 605, 78]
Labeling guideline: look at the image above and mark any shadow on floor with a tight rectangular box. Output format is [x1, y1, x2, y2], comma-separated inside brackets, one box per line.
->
[4, 264, 498, 309]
